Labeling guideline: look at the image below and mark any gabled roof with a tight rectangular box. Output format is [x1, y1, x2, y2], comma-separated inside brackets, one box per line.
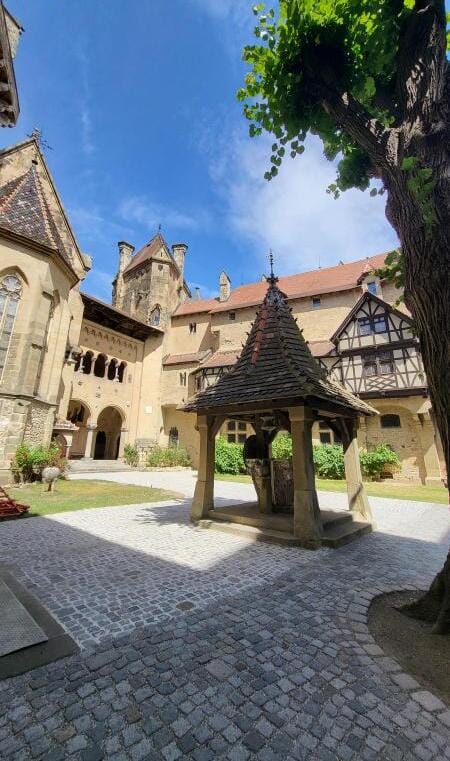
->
[182, 276, 376, 417]
[173, 253, 388, 317]
[199, 350, 241, 369]
[123, 233, 167, 275]
[330, 291, 413, 343]
[0, 138, 88, 277]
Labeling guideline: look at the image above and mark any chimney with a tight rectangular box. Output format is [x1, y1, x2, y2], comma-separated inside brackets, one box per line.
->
[219, 271, 231, 302]
[118, 241, 135, 273]
[172, 243, 188, 279]
[195, 287, 201, 300]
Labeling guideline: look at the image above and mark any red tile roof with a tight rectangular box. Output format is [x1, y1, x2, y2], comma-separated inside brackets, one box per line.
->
[162, 351, 210, 366]
[200, 350, 241, 368]
[183, 277, 375, 416]
[308, 340, 335, 357]
[173, 254, 387, 317]
[123, 233, 165, 275]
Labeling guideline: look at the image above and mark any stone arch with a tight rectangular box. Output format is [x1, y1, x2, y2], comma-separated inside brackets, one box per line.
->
[66, 399, 92, 459]
[94, 405, 125, 460]
[80, 350, 94, 374]
[93, 353, 107, 378]
[0, 265, 29, 287]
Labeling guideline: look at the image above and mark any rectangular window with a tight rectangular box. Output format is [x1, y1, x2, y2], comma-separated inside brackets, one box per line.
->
[189, 322, 197, 334]
[367, 281, 377, 295]
[363, 355, 378, 376]
[227, 420, 236, 431]
[358, 317, 372, 336]
[179, 372, 187, 386]
[373, 314, 387, 333]
[312, 297, 321, 309]
[238, 421, 246, 431]
[229, 312, 236, 321]
[319, 432, 331, 444]
[379, 351, 394, 374]
[238, 434, 247, 444]
[227, 434, 236, 443]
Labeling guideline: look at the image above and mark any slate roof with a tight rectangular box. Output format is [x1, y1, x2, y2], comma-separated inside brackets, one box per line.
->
[0, 164, 73, 268]
[182, 275, 376, 417]
[173, 253, 387, 317]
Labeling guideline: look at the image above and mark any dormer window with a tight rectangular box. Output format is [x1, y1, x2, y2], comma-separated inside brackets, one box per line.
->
[179, 371, 187, 386]
[229, 312, 236, 321]
[312, 297, 321, 309]
[189, 322, 197, 334]
[367, 281, 377, 295]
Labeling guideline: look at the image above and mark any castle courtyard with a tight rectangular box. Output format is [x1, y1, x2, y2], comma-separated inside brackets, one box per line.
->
[0, 477, 448, 760]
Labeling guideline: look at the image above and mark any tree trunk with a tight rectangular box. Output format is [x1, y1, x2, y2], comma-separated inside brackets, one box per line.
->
[384, 162, 450, 633]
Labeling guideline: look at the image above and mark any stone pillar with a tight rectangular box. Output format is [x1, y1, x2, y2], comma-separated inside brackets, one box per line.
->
[342, 419, 372, 520]
[83, 425, 96, 459]
[413, 414, 442, 485]
[289, 406, 322, 548]
[118, 428, 128, 458]
[191, 415, 215, 521]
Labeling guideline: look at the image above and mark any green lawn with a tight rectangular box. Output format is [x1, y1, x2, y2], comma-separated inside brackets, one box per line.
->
[215, 473, 448, 504]
[9, 479, 180, 517]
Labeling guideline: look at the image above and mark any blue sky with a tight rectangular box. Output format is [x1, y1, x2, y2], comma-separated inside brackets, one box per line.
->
[1, 0, 399, 302]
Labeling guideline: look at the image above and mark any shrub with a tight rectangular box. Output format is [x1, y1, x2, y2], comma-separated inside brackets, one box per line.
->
[124, 443, 139, 467]
[313, 444, 345, 479]
[271, 433, 292, 459]
[11, 441, 66, 483]
[146, 446, 190, 468]
[215, 436, 246, 474]
[359, 443, 400, 480]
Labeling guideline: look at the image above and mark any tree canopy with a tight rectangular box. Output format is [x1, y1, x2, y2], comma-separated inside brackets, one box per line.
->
[238, 0, 449, 196]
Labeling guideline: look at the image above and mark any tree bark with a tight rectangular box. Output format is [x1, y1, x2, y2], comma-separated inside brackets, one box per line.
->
[401, 550, 450, 634]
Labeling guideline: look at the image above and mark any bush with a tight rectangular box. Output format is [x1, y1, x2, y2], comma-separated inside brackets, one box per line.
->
[124, 443, 139, 467]
[11, 441, 66, 483]
[359, 443, 400, 480]
[215, 436, 246, 474]
[271, 433, 292, 459]
[313, 444, 345, 479]
[146, 446, 190, 468]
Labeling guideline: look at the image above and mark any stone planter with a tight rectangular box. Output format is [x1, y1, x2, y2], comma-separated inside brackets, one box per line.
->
[271, 458, 294, 509]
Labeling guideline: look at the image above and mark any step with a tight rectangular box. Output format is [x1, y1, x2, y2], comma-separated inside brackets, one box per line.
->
[197, 519, 305, 547]
[322, 520, 373, 548]
[320, 510, 353, 530]
[68, 460, 132, 474]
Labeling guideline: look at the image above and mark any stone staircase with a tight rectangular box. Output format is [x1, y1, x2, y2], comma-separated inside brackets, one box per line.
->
[67, 459, 132, 474]
[199, 506, 373, 549]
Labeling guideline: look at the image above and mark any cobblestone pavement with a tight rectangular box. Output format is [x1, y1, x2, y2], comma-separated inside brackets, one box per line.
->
[0, 488, 449, 759]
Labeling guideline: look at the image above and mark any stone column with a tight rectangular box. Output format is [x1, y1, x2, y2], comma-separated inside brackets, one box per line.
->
[413, 414, 442, 485]
[191, 415, 215, 522]
[289, 406, 322, 548]
[342, 419, 372, 520]
[118, 428, 128, 458]
[83, 424, 97, 459]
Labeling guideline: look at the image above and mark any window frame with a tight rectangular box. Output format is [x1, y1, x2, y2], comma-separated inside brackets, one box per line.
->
[312, 296, 321, 309]
[0, 274, 23, 382]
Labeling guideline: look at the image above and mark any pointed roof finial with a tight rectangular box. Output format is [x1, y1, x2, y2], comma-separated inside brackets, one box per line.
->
[158, 222, 162, 233]
[267, 249, 278, 284]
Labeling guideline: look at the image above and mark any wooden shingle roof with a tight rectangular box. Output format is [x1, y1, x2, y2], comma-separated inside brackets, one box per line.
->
[182, 275, 375, 417]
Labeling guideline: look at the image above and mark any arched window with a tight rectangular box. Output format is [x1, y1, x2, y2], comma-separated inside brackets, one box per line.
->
[118, 361, 126, 383]
[108, 359, 117, 381]
[0, 274, 23, 380]
[169, 427, 179, 448]
[149, 305, 161, 326]
[381, 414, 401, 429]
[94, 354, 107, 378]
[82, 351, 93, 374]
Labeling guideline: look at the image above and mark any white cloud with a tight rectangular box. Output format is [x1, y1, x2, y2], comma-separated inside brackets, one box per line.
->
[209, 130, 399, 276]
[119, 196, 211, 233]
[83, 268, 115, 301]
[69, 205, 132, 246]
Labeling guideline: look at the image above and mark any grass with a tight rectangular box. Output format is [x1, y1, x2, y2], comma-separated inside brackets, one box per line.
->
[214, 473, 448, 504]
[9, 479, 180, 517]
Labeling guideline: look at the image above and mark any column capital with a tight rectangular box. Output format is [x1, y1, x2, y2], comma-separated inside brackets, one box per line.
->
[288, 405, 314, 424]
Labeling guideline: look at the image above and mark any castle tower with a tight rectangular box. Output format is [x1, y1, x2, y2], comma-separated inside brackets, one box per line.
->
[172, 243, 188, 280]
[112, 241, 135, 309]
[219, 271, 231, 302]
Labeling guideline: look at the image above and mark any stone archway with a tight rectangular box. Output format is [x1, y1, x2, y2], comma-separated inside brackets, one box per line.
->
[66, 399, 92, 459]
[94, 406, 124, 460]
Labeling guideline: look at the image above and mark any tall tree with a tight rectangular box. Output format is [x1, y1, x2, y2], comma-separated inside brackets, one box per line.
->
[239, 0, 449, 632]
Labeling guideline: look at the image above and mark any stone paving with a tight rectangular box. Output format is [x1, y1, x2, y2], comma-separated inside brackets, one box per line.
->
[0, 477, 449, 760]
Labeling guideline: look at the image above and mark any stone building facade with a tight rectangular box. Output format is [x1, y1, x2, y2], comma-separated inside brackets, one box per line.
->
[0, 136, 445, 485]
